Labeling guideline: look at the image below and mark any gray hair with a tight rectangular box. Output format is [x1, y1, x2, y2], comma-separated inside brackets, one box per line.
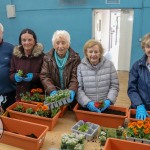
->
[0, 23, 4, 32]
[52, 30, 70, 46]
[141, 33, 150, 50]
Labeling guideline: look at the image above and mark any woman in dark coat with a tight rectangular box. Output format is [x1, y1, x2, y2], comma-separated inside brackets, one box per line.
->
[10, 28, 44, 100]
[40, 30, 81, 107]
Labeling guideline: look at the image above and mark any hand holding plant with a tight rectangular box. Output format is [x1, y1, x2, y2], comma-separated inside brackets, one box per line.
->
[17, 69, 27, 77]
[46, 89, 70, 103]
[94, 100, 105, 109]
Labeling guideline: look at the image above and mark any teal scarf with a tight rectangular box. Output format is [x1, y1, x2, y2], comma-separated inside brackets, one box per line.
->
[54, 50, 69, 89]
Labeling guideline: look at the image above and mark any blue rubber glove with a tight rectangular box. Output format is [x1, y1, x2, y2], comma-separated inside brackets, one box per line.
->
[50, 90, 57, 96]
[136, 104, 149, 120]
[14, 73, 23, 82]
[100, 99, 111, 112]
[69, 90, 75, 102]
[23, 73, 33, 82]
[87, 101, 101, 113]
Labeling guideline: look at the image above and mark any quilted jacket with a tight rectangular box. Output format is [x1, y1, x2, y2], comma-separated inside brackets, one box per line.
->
[77, 56, 119, 107]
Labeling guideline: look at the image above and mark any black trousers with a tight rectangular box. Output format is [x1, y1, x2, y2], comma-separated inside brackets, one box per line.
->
[0, 90, 16, 111]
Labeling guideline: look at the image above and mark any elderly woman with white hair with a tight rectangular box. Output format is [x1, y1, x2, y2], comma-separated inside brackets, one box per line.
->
[40, 30, 81, 107]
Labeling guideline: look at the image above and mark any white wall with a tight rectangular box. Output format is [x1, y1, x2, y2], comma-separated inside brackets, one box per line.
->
[118, 9, 134, 71]
[101, 10, 110, 53]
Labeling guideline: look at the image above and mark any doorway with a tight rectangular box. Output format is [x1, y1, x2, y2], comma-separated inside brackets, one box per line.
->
[93, 9, 134, 71]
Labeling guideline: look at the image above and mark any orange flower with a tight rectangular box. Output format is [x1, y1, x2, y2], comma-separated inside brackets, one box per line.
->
[37, 88, 43, 93]
[127, 117, 150, 140]
[128, 122, 136, 128]
[31, 88, 43, 93]
[144, 128, 150, 134]
[136, 120, 144, 128]
[133, 128, 138, 135]
[36, 103, 43, 110]
[42, 105, 48, 111]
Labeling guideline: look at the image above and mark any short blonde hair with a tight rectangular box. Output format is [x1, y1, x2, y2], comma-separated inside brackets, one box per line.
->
[141, 33, 150, 50]
[0, 23, 4, 32]
[52, 30, 70, 46]
[83, 39, 104, 57]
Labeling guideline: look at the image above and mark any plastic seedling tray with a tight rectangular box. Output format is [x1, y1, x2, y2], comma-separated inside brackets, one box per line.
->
[44, 97, 70, 109]
[71, 120, 100, 141]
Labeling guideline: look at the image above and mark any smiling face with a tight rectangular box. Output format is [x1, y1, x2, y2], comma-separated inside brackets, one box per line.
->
[21, 33, 35, 56]
[86, 44, 101, 65]
[54, 36, 69, 58]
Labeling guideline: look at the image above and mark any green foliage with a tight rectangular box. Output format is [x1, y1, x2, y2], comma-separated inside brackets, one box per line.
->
[46, 89, 70, 103]
[78, 123, 89, 132]
[13, 104, 25, 112]
[25, 108, 34, 114]
[20, 88, 44, 102]
[51, 107, 60, 118]
[17, 69, 23, 77]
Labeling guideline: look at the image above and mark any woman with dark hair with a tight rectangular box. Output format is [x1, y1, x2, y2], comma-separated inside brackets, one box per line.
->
[10, 28, 45, 100]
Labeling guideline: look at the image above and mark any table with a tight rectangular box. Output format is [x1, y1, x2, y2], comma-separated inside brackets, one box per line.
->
[0, 110, 102, 150]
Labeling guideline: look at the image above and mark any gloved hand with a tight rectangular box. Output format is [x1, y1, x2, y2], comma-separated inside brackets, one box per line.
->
[23, 73, 33, 82]
[100, 99, 111, 112]
[14, 73, 23, 82]
[50, 90, 57, 96]
[87, 101, 101, 113]
[136, 104, 149, 120]
[69, 90, 75, 102]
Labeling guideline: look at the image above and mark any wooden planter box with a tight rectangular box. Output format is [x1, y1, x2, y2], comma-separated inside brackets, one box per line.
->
[128, 109, 150, 122]
[7, 102, 61, 131]
[0, 116, 48, 150]
[73, 103, 128, 128]
[104, 138, 150, 150]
